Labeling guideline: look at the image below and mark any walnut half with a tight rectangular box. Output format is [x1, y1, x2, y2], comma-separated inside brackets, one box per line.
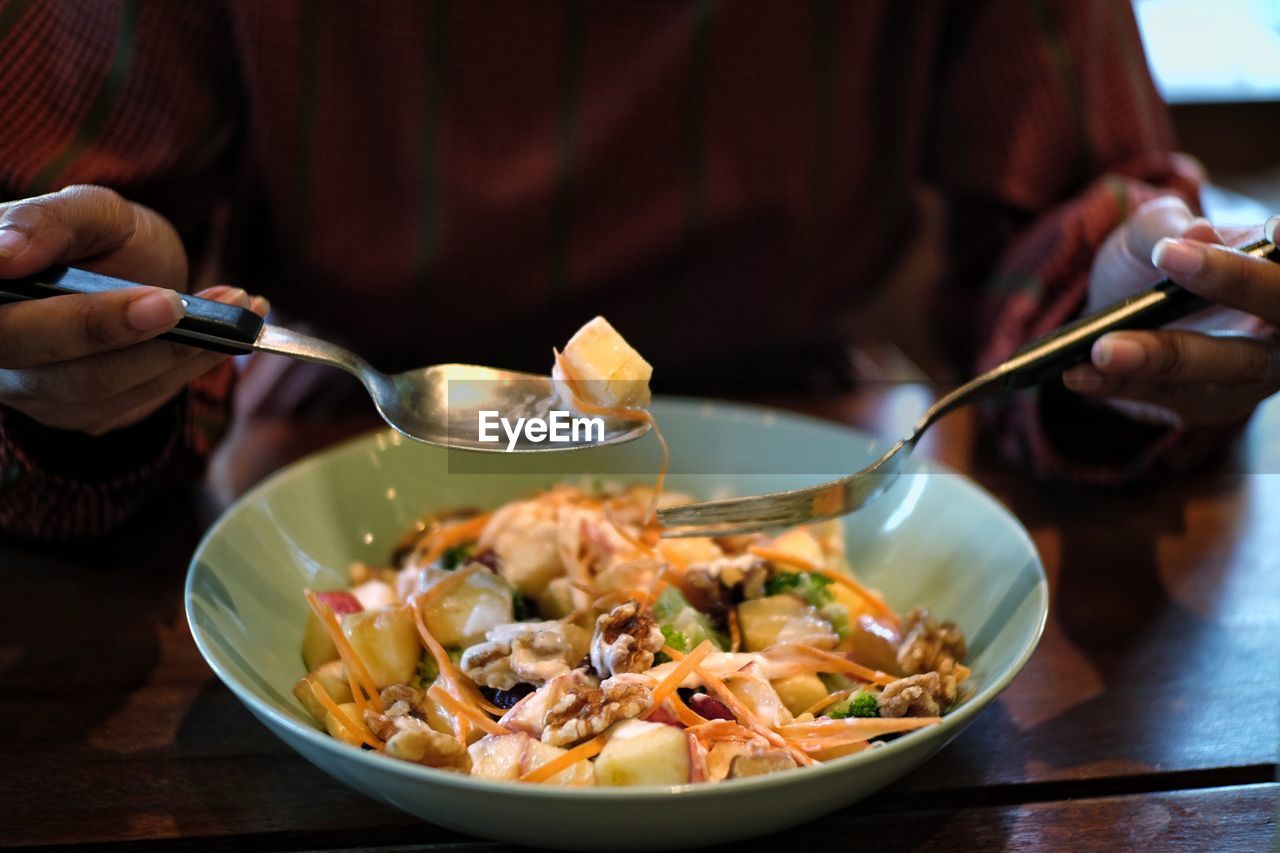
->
[877, 671, 957, 718]
[540, 679, 652, 746]
[896, 607, 966, 677]
[589, 600, 665, 678]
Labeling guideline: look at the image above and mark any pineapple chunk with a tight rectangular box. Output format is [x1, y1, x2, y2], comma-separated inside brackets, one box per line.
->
[341, 607, 421, 688]
[293, 659, 353, 723]
[556, 316, 652, 409]
[594, 720, 689, 787]
[771, 673, 830, 717]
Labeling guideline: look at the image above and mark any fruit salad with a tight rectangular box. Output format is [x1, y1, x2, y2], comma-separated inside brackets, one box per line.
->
[293, 484, 969, 786]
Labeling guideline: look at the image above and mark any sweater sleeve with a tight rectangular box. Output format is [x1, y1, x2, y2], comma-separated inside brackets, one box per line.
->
[0, 0, 242, 539]
[928, 0, 1234, 482]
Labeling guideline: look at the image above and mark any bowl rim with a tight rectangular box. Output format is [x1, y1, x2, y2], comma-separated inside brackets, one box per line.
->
[185, 396, 1049, 800]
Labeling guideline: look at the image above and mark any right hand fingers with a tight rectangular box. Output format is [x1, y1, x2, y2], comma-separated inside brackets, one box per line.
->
[0, 287, 266, 435]
[0, 285, 185, 368]
[0, 185, 186, 289]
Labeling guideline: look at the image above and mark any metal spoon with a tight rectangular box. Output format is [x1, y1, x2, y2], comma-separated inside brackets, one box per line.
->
[0, 267, 650, 452]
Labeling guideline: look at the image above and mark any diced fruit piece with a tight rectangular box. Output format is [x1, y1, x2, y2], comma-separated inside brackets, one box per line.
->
[849, 614, 903, 675]
[726, 674, 792, 728]
[771, 673, 830, 716]
[350, 579, 396, 610]
[301, 591, 362, 670]
[341, 607, 421, 688]
[556, 316, 652, 409]
[323, 701, 375, 747]
[737, 595, 839, 651]
[293, 660, 353, 723]
[659, 537, 724, 566]
[419, 568, 514, 647]
[706, 740, 752, 782]
[522, 739, 596, 787]
[727, 749, 797, 778]
[468, 733, 533, 781]
[769, 528, 825, 567]
[594, 720, 690, 787]
[488, 506, 564, 598]
[536, 576, 583, 620]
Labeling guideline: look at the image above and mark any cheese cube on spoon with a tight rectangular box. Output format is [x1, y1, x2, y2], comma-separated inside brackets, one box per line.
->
[553, 316, 653, 410]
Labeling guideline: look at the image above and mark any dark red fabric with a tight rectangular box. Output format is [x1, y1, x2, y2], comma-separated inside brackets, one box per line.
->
[0, 0, 1208, 537]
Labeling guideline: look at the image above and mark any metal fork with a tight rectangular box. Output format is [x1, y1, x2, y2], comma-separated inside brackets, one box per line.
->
[657, 237, 1279, 538]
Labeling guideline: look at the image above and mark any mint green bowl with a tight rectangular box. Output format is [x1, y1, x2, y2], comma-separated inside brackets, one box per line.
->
[186, 399, 1047, 850]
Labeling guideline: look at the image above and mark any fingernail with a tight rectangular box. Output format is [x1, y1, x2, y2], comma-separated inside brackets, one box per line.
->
[1183, 216, 1217, 239]
[1266, 215, 1279, 245]
[1152, 237, 1204, 278]
[126, 288, 185, 332]
[0, 227, 29, 259]
[1093, 334, 1147, 373]
[1063, 365, 1101, 390]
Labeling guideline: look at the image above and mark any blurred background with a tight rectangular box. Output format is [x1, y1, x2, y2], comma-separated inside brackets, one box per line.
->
[1134, 0, 1280, 219]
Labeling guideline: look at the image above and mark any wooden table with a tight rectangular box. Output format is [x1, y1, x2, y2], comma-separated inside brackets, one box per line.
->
[3, 388, 1277, 851]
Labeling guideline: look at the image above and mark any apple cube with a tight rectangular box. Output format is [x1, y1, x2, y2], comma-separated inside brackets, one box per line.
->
[771, 673, 830, 717]
[419, 569, 514, 647]
[341, 607, 420, 688]
[522, 739, 595, 787]
[293, 659, 353, 723]
[468, 733, 534, 781]
[737, 595, 838, 652]
[555, 316, 652, 409]
[769, 527, 825, 567]
[323, 701, 374, 747]
[301, 590, 362, 671]
[593, 720, 690, 787]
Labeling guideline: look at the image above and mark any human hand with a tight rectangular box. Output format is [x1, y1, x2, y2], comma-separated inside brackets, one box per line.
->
[0, 185, 267, 435]
[1065, 196, 1279, 427]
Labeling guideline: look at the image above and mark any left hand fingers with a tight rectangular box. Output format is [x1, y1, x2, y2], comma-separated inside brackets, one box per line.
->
[1151, 219, 1280, 324]
[1062, 329, 1280, 427]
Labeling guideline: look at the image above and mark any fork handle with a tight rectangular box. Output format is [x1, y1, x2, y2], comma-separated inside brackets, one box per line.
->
[0, 265, 265, 354]
[999, 237, 1278, 390]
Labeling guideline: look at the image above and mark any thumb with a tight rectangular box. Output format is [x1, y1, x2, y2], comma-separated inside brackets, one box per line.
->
[1088, 196, 1219, 311]
[0, 185, 139, 276]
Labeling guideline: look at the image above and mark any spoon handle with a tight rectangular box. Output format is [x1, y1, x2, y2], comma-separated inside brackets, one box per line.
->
[0, 265, 264, 354]
[999, 237, 1279, 390]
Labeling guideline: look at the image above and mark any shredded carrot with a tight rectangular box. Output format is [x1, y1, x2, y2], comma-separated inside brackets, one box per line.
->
[426, 682, 509, 737]
[686, 719, 761, 745]
[727, 608, 742, 653]
[693, 665, 813, 766]
[660, 644, 686, 661]
[603, 501, 657, 556]
[668, 692, 710, 727]
[408, 594, 492, 739]
[304, 589, 384, 713]
[765, 643, 896, 686]
[748, 545, 898, 623]
[647, 639, 714, 708]
[417, 513, 492, 566]
[518, 734, 607, 783]
[555, 349, 668, 523]
[801, 687, 857, 717]
[306, 678, 384, 750]
[795, 740, 872, 760]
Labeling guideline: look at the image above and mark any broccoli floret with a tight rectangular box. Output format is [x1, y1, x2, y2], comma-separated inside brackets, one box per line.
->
[512, 591, 536, 621]
[651, 587, 728, 651]
[660, 624, 689, 652]
[653, 625, 689, 665]
[764, 571, 834, 607]
[828, 691, 880, 719]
